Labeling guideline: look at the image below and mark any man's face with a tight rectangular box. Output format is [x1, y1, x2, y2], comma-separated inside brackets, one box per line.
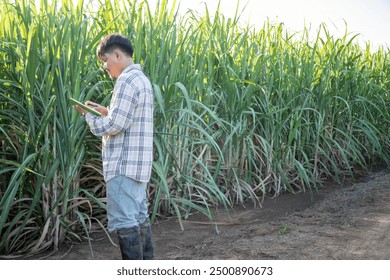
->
[100, 51, 122, 79]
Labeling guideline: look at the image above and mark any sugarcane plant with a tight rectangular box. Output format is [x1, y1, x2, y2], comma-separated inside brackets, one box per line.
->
[0, 0, 389, 257]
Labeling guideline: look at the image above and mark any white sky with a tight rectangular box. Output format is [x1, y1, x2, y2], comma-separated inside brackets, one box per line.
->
[149, 0, 390, 50]
[54, 0, 389, 50]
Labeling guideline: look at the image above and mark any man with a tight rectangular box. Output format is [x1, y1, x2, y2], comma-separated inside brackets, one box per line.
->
[74, 33, 154, 260]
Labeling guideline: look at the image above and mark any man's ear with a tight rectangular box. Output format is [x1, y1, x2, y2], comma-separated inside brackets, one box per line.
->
[113, 49, 122, 59]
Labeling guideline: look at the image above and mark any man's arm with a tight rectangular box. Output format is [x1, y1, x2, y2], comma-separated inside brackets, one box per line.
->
[85, 79, 138, 137]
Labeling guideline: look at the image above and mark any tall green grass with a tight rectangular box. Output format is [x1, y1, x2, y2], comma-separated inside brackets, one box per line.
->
[0, 0, 389, 257]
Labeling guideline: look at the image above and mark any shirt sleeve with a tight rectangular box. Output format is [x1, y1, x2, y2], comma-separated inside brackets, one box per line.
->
[85, 78, 138, 137]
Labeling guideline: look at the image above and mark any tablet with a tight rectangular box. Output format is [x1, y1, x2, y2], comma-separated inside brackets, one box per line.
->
[69, 97, 102, 116]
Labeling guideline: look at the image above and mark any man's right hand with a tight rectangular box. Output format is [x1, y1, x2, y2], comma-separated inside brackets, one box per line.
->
[85, 101, 108, 116]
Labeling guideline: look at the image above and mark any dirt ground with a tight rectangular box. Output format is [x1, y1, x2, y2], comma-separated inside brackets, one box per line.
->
[42, 167, 389, 260]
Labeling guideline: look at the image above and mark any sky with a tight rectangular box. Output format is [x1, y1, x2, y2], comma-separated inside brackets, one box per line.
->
[149, 0, 390, 50]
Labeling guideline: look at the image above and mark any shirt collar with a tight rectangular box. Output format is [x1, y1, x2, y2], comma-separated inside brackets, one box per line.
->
[122, 63, 141, 74]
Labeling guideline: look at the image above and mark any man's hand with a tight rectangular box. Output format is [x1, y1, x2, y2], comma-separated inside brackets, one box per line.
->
[73, 101, 108, 116]
[85, 101, 108, 116]
[73, 104, 88, 116]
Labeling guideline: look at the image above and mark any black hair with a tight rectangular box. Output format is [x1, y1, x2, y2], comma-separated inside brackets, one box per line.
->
[97, 33, 134, 59]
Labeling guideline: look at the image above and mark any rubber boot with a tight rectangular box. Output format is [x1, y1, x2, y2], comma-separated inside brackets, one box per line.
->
[117, 226, 142, 260]
[140, 220, 154, 260]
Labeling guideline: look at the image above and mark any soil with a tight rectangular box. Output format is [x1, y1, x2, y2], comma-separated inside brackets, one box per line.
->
[39, 167, 390, 260]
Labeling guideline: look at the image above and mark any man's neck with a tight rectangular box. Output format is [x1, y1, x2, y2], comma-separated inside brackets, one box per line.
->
[122, 57, 134, 69]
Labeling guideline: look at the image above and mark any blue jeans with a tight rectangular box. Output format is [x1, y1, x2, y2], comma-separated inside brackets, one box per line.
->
[106, 176, 149, 233]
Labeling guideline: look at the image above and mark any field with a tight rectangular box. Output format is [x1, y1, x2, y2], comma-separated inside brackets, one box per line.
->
[41, 167, 390, 260]
[0, 0, 389, 258]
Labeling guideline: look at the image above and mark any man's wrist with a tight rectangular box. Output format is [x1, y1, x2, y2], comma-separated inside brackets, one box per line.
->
[84, 112, 91, 120]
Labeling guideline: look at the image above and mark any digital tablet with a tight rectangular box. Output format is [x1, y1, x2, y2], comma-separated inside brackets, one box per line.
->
[69, 97, 102, 116]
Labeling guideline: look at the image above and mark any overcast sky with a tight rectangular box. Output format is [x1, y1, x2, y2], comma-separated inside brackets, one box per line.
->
[149, 0, 390, 50]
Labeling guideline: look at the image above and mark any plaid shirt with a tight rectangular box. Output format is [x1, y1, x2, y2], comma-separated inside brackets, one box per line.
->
[85, 64, 154, 183]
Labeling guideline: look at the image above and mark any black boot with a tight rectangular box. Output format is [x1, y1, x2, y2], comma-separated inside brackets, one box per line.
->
[140, 220, 154, 260]
[117, 227, 142, 260]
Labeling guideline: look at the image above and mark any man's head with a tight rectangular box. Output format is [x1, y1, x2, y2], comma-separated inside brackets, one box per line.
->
[97, 33, 134, 79]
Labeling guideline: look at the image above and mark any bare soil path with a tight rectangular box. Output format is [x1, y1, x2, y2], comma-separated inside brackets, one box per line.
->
[43, 168, 390, 260]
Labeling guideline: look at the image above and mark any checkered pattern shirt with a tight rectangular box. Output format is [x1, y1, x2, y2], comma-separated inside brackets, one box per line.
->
[85, 64, 154, 183]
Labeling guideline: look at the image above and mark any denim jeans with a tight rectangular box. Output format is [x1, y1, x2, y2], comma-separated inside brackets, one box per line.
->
[106, 175, 149, 233]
